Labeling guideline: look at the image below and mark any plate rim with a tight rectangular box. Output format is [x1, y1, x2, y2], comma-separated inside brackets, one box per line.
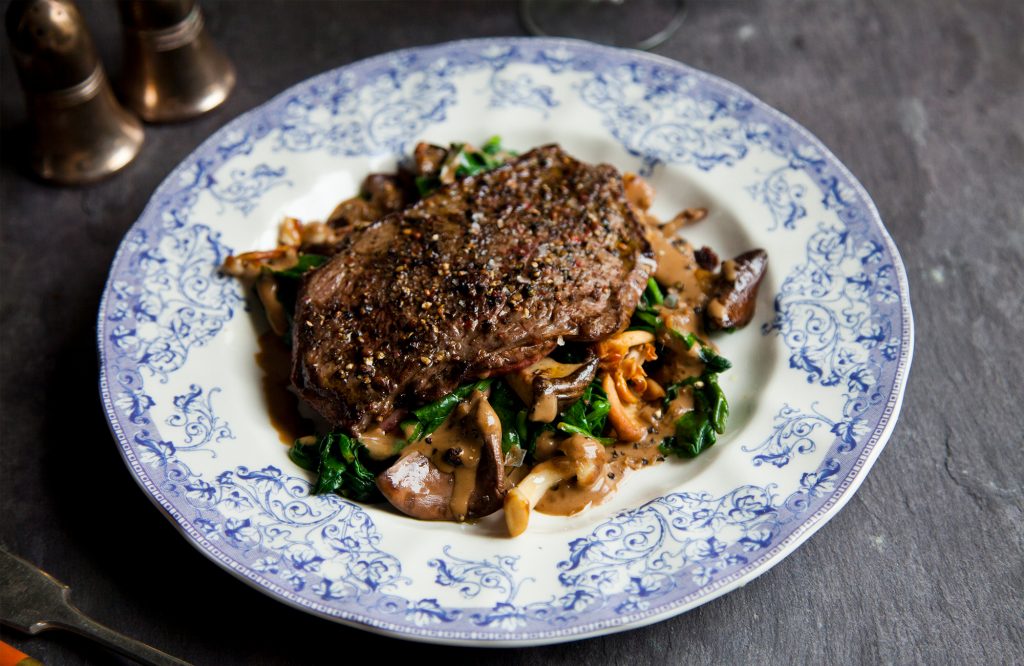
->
[97, 35, 915, 646]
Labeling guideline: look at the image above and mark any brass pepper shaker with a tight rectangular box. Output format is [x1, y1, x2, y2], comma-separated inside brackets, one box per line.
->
[118, 0, 235, 123]
[5, 0, 144, 184]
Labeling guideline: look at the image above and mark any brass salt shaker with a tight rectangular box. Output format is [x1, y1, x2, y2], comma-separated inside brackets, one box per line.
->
[6, 0, 144, 184]
[118, 0, 235, 123]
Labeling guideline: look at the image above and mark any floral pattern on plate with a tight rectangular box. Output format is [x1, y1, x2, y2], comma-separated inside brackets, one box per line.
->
[98, 38, 912, 645]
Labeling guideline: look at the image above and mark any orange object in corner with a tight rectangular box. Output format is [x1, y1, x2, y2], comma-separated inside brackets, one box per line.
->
[0, 641, 43, 666]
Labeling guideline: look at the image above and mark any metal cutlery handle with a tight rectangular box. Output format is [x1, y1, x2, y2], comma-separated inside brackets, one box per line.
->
[1, 549, 190, 666]
[44, 605, 191, 666]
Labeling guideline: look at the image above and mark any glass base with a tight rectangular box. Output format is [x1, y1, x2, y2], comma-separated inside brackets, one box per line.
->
[520, 0, 687, 51]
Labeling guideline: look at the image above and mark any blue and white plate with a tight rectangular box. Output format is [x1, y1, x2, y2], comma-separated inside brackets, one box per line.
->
[98, 38, 913, 645]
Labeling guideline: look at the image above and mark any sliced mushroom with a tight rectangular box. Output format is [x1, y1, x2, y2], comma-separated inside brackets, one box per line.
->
[506, 353, 600, 423]
[377, 451, 454, 520]
[437, 148, 465, 185]
[532, 430, 559, 461]
[705, 249, 768, 331]
[643, 377, 667, 401]
[532, 353, 600, 422]
[596, 330, 656, 369]
[376, 393, 506, 521]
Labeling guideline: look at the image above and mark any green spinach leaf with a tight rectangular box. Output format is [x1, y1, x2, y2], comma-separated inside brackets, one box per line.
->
[291, 432, 381, 501]
[556, 381, 615, 444]
[272, 254, 328, 279]
[628, 277, 666, 333]
[660, 346, 732, 458]
[489, 380, 529, 455]
[406, 379, 493, 442]
[416, 137, 514, 197]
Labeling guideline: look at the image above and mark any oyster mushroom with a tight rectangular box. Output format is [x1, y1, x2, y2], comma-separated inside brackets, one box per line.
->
[705, 249, 768, 331]
[376, 393, 506, 521]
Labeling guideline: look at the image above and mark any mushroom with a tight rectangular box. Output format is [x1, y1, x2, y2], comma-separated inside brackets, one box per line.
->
[506, 353, 600, 423]
[376, 393, 506, 521]
[532, 430, 559, 461]
[596, 330, 656, 368]
[325, 196, 374, 229]
[256, 273, 289, 336]
[504, 434, 609, 537]
[361, 173, 405, 212]
[623, 173, 655, 211]
[593, 329, 657, 443]
[326, 173, 406, 228]
[278, 216, 303, 247]
[660, 207, 708, 235]
[412, 142, 449, 177]
[221, 246, 298, 279]
[603, 372, 646, 443]
[504, 460, 573, 537]
[376, 451, 454, 521]
[557, 434, 610, 487]
[705, 249, 768, 331]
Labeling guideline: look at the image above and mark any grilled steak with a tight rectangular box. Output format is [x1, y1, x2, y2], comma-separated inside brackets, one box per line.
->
[292, 145, 654, 433]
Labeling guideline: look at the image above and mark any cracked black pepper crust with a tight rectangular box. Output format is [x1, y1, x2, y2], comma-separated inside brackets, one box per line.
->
[292, 144, 654, 433]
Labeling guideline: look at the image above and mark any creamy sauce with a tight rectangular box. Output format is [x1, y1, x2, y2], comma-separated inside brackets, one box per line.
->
[360, 426, 402, 460]
[655, 303, 708, 380]
[536, 473, 615, 516]
[535, 393, 693, 516]
[396, 393, 502, 521]
[645, 226, 708, 307]
[659, 207, 708, 236]
[255, 332, 313, 445]
[533, 430, 559, 461]
[535, 444, 659, 516]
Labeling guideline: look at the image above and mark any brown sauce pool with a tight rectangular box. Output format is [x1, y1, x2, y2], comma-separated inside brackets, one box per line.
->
[255, 331, 313, 444]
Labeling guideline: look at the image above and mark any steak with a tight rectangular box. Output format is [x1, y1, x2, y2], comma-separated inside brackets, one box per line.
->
[291, 144, 654, 433]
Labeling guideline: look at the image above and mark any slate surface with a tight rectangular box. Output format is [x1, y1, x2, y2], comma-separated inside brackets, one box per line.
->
[2, 1, 1021, 664]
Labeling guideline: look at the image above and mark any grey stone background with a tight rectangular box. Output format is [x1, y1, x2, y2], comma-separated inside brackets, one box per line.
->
[2, 1, 1021, 664]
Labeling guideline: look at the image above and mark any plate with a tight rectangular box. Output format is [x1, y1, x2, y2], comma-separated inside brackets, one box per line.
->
[98, 37, 913, 645]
